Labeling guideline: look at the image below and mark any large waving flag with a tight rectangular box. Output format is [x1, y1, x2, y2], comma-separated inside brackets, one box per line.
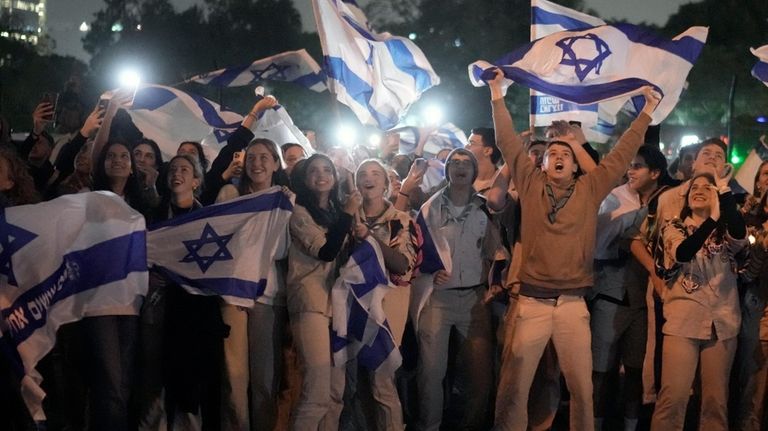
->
[0, 192, 147, 420]
[470, 24, 708, 125]
[752, 45, 768, 87]
[331, 236, 401, 374]
[147, 187, 292, 307]
[394, 123, 468, 156]
[530, 0, 615, 142]
[313, 0, 440, 130]
[116, 85, 311, 164]
[185, 49, 327, 92]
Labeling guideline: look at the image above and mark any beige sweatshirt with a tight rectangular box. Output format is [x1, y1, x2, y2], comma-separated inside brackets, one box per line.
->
[492, 98, 651, 296]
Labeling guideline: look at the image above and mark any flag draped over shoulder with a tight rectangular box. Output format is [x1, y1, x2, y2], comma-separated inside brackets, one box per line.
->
[751, 45, 768, 87]
[331, 237, 401, 374]
[470, 24, 708, 125]
[186, 49, 328, 92]
[530, 0, 615, 142]
[147, 187, 293, 307]
[116, 85, 311, 163]
[312, 0, 440, 130]
[0, 192, 147, 420]
[409, 190, 452, 330]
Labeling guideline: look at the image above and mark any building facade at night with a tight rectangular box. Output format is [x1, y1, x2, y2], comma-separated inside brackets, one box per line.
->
[0, 0, 46, 45]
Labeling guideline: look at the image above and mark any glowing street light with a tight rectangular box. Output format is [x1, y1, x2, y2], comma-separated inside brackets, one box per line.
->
[118, 69, 141, 88]
[422, 105, 443, 126]
[680, 135, 699, 147]
[79, 21, 90, 32]
[336, 125, 358, 147]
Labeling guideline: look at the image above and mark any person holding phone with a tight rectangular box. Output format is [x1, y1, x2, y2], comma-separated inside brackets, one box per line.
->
[17, 102, 57, 194]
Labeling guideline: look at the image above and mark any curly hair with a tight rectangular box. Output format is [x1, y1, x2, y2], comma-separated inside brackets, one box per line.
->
[0, 147, 40, 206]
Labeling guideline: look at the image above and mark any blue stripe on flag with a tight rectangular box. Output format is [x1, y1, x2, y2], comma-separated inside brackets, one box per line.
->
[207, 64, 252, 87]
[293, 72, 327, 90]
[358, 326, 396, 370]
[416, 212, 445, 274]
[491, 66, 659, 104]
[149, 191, 293, 230]
[132, 87, 177, 111]
[384, 39, 434, 93]
[1, 231, 147, 345]
[349, 241, 389, 298]
[753, 61, 768, 83]
[324, 56, 400, 129]
[160, 269, 267, 300]
[613, 23, 704, 64]
[531, 6, 595, 31]
[347, 297, 368, 341]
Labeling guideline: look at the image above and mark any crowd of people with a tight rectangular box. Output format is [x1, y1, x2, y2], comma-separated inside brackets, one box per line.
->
[1, 69, 767, 431]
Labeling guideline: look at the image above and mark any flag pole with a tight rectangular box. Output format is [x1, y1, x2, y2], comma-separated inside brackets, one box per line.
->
[727, 74, 737, 159]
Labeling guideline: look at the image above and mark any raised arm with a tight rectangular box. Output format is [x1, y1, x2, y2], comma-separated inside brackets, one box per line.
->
[589, 87, 660, 201]
[488, 69, 534, 192]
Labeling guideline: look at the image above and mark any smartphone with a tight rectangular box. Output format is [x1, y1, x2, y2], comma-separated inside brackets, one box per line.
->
[96, 96, 111, 118]
[233, 150, 245, 164]
[414, 157, 428, 173]
[40, 92, 58, 123]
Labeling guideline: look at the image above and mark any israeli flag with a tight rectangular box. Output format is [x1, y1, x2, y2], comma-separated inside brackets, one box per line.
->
[409, 190, 453, 330]
[186, 49, 328, 92]
[313, 0, 440, 130]
[470, 24, 708, 125]
[0, 192, 147, 420]
[751, 45, 768, 87]
[530, 0, 615, 142]
[331, 237, 401, 374]
[147, 187, 293, 307]
[105, 85, 312, 165]
[394, 123, 468, 157]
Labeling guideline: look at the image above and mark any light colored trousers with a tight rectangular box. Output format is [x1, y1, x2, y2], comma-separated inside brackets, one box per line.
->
[496, 295, 561, 431]
[650, 335, 736, 431]
[416, 286, 493, 431]
[290, 311, 345, 431]
[493, 294, 593, 431]
[220, 302, 288, 431]
[737, 290, 768, 431]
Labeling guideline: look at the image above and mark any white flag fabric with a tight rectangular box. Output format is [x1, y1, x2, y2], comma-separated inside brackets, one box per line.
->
[331, 236, 401, 374]
[530, 0, 615, 142]
[0, 192, 147, 420]
[313, 0, 440, 130]
[147, 187, 293, 307]
[186, 49, 327, 92]
[109, 85, 312, 164]
[751, 45, 768, 87]
[470, 24, 708, 125]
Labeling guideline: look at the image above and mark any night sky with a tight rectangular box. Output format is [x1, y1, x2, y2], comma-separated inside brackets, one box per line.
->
[47, 0, 701, 61]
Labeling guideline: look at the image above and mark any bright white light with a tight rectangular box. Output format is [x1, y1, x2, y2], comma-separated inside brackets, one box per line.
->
[408, 32, 417, 40]
[118, 69, 141, 88]
[111, 23, 123, 32]
[659, 142, 665, 150]
[749, 234, 756, 245]
[680, 135, 699, 147]
[336, 125, 357, 147]
[368, 133, 382, 147]
[79, 21, 90, 32]
[423, 105, 443, 126]
[136, 24, 142, 31]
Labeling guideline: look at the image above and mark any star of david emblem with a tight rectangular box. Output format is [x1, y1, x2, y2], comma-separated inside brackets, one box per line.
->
[0, 210, 38, 287]
[254, 63, 294, 82]
[180, 223, 233, 273]
[556, 33, 612, 82]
